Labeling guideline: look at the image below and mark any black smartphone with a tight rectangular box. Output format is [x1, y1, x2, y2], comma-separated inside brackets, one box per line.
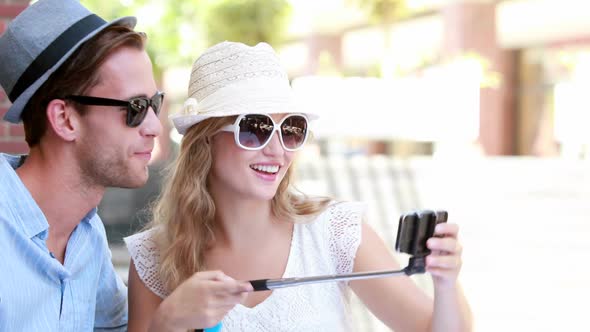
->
[395, 210, 448, 257]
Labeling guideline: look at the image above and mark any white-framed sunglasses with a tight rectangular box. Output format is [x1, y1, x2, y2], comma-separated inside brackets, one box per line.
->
[220, 113, 309, 151]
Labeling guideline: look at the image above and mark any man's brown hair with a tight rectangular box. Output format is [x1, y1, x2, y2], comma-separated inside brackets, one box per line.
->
[21, 25, 147, 146]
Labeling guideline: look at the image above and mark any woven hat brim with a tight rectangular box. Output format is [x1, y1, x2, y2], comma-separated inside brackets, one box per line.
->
[3, 16, 137, 123]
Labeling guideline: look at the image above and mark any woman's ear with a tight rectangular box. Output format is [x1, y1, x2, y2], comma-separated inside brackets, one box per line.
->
[46, 99, 79, 142]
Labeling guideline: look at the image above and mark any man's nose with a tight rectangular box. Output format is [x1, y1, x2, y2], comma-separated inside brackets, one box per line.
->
[139, 107, 163, 137]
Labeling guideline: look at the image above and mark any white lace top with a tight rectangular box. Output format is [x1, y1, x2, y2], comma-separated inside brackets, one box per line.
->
[124, 201, 366, 332]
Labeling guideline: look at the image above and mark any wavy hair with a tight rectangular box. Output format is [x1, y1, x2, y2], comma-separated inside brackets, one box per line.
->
[148, 116, 331, 292]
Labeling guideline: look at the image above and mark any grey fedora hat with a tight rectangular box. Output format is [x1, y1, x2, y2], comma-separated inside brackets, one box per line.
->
[0, 0, 137, 123]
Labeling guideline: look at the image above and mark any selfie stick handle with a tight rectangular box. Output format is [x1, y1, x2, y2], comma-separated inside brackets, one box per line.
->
[195, 322, 222, 332]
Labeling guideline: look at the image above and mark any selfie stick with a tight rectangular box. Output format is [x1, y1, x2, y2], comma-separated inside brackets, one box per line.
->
[249, 210, 447, 291]
[249, 258, 419, 291]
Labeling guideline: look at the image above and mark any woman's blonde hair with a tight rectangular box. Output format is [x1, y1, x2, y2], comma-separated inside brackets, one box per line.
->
[148, 116, 331, 292]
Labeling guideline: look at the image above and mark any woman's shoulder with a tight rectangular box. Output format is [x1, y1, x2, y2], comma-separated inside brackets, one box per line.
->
[326, 200, 367, 214]
[124, 228, 161, 255]
[300, 200, 367, 238]
[124, 227, 162, 258]
[312, 200, 368, 226]
[124, 227, 168, 298]
[300, 200, 366, 275]
[124, 227, 163, 260]
[124, 227, 158, 245]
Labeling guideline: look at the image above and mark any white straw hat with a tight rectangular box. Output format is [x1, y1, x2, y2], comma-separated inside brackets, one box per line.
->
[170, 41, 317, 135]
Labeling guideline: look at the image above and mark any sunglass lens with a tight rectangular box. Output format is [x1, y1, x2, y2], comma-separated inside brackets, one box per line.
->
[151, 93, 164, 115]
[126, 98, 149, 127]
[127, 92, 165, 127]
[238, 114, 274, 148]
[281, 115, 307, 150]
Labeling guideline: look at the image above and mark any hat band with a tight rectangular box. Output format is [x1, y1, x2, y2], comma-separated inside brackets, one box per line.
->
[183, 78, 295, 116]
[9, 14, 106, 103]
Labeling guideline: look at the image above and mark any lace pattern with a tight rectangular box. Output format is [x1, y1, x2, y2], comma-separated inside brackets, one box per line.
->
[124, 229, 168, 298]
[326, 201, 366, 275]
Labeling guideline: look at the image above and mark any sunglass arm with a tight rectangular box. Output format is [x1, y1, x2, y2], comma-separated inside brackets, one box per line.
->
[250, 268, 408, 291]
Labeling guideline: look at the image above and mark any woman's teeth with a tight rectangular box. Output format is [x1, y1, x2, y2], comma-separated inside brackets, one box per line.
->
[250, 164, 279, 174]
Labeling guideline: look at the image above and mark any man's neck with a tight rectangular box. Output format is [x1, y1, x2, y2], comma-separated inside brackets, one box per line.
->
[16, 148, 104, 260]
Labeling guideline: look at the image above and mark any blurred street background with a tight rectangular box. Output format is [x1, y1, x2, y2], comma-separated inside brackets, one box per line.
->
[2, 0, 590, 331]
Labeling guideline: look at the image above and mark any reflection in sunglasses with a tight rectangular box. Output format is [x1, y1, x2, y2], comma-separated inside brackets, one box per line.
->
[283, 125, 303, 135]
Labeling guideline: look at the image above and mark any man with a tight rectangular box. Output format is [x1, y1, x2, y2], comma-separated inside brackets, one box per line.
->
[0, 1, 246, 331]
[0, 0, 159, 330]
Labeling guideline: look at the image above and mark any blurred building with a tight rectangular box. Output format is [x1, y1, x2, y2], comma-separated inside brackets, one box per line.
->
[277, 0, 590, 158]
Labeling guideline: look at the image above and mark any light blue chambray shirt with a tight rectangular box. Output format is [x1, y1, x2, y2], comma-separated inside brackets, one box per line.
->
[0, 154, 128, 331]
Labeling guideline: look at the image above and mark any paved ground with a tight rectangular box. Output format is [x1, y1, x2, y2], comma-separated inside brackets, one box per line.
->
[110, 157, 590, 331]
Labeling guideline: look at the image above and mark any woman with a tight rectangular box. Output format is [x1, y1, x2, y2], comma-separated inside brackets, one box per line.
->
[125, 41, 472, 332]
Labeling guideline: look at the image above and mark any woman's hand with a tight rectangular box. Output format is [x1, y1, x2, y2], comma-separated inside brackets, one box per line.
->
[426, 223, 463, 289]
[153, 270, 253, 331]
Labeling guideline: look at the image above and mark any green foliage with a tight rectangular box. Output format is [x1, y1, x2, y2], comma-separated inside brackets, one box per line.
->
[140, 0, 207, 71]
[82, 0, 206, 76]
[350, 0, 407, 23]
[82, 0, 136, 20]
[81, 0, 292, 76]
[203, 0, 292, 47]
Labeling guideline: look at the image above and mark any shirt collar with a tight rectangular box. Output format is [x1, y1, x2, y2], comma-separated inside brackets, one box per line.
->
[82, 207, 98, 224]
[0, 153, 50, 239]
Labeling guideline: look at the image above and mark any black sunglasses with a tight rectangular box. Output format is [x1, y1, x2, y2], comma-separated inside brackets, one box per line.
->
[64, 91, 164, 127]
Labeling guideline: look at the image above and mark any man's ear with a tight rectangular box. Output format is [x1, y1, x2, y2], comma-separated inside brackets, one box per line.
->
[46, 99, 79, 142]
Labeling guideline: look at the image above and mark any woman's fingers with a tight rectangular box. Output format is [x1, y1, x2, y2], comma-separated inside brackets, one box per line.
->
[211, 279, 253, 295]
[427, 266, 460, 279]
[434, 222, 459, 238]
[426, 254, 462, 269]
[427, 237, 462, 255]
[206, 279, 253, 307]
[425, 223, 464, 287]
